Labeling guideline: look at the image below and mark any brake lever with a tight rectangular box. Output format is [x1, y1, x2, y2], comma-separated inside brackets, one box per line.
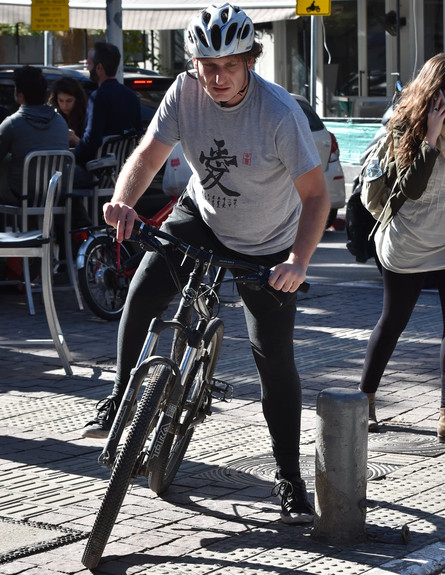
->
[139, 234, 163, 253]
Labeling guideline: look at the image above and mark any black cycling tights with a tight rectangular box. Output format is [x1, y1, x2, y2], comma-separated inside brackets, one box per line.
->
[360, 267, 445, 407]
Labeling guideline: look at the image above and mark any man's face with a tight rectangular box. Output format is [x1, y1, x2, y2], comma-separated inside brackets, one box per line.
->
[194, 55, 252, 107]
[87, 49, 99, 84]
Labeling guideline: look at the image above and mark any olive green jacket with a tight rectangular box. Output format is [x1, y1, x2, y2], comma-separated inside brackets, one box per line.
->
[382, 127, 440, 229]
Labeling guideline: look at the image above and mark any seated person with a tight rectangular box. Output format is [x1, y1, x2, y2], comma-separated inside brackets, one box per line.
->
[73, 42, 143, 189]
[48, 77, 88, 148]
[0, 66, 90, 236]
[0, 66, 68, 205]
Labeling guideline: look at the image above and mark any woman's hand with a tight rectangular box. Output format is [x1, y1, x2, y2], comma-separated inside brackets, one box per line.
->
[425, 93, 445, 148]
[68, 129, 80, 147]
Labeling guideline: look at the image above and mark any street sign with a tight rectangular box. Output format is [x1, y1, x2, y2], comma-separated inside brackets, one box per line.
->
[296, 0, 331, 17]
[31, 0, 69, 31]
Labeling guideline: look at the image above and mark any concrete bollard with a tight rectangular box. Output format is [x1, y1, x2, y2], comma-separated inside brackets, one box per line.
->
[311, 387, 368, 545]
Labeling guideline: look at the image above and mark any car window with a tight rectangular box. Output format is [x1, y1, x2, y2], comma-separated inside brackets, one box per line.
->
[124, 76, 174, 128]
[295, 98, 325, 132]
[125, 77, 172, 109]
[0, 81, 16, 121]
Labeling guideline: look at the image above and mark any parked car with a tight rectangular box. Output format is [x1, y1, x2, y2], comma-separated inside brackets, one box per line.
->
[59, 64, 174, 129]
[292, 94, 346, 228]
[0, 64, 174, 127]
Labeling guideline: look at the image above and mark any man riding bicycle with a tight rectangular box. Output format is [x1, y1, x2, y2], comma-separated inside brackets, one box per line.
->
[82, 2, 330, 525]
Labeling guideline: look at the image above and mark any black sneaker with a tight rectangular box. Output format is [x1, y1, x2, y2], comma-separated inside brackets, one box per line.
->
[81, 396, 136, 439]
[272, 473, 314, 524]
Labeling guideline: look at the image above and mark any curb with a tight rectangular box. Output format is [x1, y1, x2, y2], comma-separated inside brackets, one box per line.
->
[366, 542, 445, 575]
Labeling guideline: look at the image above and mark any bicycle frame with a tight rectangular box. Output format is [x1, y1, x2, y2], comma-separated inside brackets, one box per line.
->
[96, 219, 306, 470]
[98, 257, 224, 469]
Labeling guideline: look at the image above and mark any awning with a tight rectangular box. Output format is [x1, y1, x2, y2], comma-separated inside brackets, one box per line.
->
[0, 1, 298, 30]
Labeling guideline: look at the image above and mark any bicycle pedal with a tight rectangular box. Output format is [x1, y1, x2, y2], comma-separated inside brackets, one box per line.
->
[211, 378, 233, 402]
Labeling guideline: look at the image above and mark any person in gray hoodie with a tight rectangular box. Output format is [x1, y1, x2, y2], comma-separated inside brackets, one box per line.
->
[0, 65, 68, 204]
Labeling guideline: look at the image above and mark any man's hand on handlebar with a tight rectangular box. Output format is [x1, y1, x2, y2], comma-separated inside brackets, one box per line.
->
[103, 201, 139, 243]
[269, 261, 307, 294]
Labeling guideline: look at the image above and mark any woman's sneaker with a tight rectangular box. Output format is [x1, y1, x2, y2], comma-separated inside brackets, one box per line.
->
[272, 473, 314, 524]
[81, 396, 136, 439]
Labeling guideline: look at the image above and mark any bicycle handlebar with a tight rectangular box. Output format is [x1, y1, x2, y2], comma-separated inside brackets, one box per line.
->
[133, 220, 310, 293]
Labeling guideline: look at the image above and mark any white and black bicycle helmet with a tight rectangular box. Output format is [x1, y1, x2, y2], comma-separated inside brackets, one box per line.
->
[186, 3, 255, 58]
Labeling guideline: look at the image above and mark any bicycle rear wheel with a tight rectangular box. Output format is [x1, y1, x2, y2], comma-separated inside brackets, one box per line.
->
[78, 234, 132, 321]
[82, 364, 170, 570]
[149, 318, 224, 495]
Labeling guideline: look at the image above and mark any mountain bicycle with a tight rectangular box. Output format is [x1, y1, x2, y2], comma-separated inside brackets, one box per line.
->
[81, 218, 309, 569]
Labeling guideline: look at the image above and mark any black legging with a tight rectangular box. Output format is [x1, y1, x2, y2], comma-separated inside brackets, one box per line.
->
[112, 193, 303, 478]
[360, 267, 445, 407]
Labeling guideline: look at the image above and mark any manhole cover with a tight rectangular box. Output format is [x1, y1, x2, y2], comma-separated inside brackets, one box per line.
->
[194, 455, 399, 487]
[368, 431, 445, 457]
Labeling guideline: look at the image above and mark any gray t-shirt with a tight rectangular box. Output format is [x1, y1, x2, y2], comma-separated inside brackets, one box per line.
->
[375, 154, 445, 272]
[149, 71, 320, 255]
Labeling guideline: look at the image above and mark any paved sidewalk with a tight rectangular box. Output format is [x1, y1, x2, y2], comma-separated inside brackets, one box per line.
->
[1, 233, 445, 574]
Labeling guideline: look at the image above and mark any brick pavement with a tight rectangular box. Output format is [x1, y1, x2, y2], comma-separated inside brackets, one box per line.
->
[1, 244, 445, 574]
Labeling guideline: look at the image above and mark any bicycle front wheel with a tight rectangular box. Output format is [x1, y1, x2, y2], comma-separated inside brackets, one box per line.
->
[82, 364, 170, 570]
[78, 235, 132, 321]
[149, 318, 224, 495]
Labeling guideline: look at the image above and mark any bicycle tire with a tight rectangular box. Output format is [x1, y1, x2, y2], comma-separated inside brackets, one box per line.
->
[82, 364, 171, 569]
[149, 318, 224, 495]
[78, 234, 132, 321]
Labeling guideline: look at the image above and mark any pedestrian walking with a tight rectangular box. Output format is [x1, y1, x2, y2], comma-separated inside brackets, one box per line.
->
[359, 53, 445, 442]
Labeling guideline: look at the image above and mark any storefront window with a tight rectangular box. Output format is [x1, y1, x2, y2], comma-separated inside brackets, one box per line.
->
[324, 1, 358, 98]
[424, 0, 444, 59]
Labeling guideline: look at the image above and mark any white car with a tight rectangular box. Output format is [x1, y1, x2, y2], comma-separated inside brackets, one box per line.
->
[293, 94, 346, 228]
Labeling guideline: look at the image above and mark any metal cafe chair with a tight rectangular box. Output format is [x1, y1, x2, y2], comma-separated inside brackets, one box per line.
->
[0, 171, 73, 375]
[0, 150, 83, 315]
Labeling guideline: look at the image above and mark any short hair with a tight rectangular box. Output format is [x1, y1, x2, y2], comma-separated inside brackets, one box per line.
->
[92, 42, 121, 77]
[13, 66, 47, 105]
[242, 40, 263, 63]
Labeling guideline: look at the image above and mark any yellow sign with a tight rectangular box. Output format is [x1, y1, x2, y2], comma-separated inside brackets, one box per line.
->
[31, 0, 69, 31]
[296, 0, 331, 16]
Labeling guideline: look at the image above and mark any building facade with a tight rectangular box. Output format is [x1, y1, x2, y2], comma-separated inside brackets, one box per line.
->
[254, 0, 445, 118]
[1, 0, 444, 119]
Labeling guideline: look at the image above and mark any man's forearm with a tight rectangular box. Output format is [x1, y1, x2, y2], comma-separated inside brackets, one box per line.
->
[111, 134, 174, 207]
[290, 194, 330, 268]
[111, 151, 154, 207]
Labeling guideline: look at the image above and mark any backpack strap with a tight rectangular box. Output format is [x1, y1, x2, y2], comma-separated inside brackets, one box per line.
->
[367, 179, 399, 240]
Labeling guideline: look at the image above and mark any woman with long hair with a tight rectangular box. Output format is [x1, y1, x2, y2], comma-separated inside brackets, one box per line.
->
[49, 77, 87, 147]
[360, 53, 445, 442]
